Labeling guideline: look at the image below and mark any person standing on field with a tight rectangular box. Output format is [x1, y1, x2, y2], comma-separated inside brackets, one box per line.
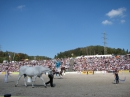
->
[114, 68, 119, 84]
[4, 67, 9, 83]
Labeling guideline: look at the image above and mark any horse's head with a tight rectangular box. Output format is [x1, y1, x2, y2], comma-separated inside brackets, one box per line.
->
[46, 70, 53, 75]
[40, 66, 53, 75]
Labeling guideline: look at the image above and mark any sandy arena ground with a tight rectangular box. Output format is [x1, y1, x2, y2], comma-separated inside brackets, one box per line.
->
[0, 73, 130, 97]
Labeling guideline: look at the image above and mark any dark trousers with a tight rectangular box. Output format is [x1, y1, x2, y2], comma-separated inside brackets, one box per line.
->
[46, 74, 53, 87]
[115, 74, 119, 84]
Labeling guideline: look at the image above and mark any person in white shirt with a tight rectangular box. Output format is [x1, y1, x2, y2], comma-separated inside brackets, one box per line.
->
[4, 67, 9, 83]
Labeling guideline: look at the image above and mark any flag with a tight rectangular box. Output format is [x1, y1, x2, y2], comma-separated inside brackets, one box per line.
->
[13, 53, 15, 61]
[8, 53, 11, 58]
[8, 53, 11, 61]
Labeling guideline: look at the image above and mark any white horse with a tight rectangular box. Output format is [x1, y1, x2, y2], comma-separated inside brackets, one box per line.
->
[15, 66, 53, 88]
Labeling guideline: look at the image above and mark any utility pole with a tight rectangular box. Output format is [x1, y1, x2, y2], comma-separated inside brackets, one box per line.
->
[103, 32, 107, 55]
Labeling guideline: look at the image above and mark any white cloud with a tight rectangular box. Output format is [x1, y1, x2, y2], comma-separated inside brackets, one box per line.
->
[121, 20, 125, 23]
[106, 7, 126, 18]
[17, 5, 25, 10]
[102, 20, 112, 25]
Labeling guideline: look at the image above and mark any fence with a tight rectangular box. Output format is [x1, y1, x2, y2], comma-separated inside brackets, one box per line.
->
[0, 70, 129, 75]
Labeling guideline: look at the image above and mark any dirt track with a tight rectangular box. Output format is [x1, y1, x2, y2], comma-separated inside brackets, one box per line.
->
[0, 73, 130, 97]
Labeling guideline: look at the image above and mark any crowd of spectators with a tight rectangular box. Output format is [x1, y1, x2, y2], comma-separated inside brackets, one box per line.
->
[73, 56, 130, 72]
[0, 55, 130, 73]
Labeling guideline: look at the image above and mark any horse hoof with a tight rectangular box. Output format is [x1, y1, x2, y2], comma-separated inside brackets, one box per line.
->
[15, 85, 17, 87]
[32, 87, 34, 88]
[45, 86, 47, 88]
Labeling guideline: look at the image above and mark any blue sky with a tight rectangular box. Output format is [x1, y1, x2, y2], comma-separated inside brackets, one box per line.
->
[0, 0, 130, 58]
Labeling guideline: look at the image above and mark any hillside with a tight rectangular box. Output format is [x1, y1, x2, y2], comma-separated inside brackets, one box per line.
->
[54, 45, 129, 58]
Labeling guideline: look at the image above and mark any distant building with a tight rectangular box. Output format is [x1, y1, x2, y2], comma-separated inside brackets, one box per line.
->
[76, 54, 113, 59]
[3, 60, 8, 63]
[126, 54, 130, 59]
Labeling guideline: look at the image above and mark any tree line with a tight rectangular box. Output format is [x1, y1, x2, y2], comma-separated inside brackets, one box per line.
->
[0, 45, 129, 63]
[54, 45, 129, 58]
[0, 51, 51, 63]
